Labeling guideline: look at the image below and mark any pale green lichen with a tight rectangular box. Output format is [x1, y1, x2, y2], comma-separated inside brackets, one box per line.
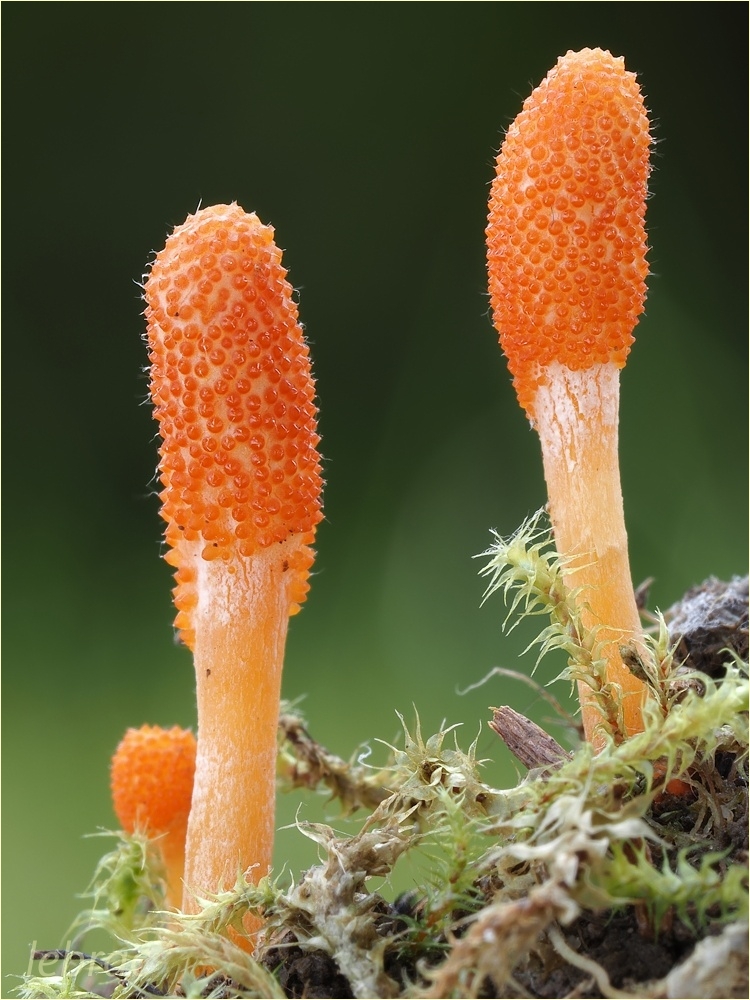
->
[17, 516, 748, 999]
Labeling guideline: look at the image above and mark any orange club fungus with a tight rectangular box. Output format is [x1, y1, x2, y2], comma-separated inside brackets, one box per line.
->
[144, 204, 323, 923]
[486, 49, 651, 747]
[110, 725, 197, 909]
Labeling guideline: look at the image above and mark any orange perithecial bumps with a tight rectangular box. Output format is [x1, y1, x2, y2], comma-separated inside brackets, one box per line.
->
[144, 204, 323, 920]
[487, 50, 651, 748]
[111, 725, 197, 908]
[487, 48, 650, 419]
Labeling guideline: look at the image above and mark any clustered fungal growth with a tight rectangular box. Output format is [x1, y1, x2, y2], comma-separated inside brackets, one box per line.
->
[144, 204, 323, 918]
[486, 48, 651, 746]
[21, 49, 748, 1000]
[110, 725, 196, 908]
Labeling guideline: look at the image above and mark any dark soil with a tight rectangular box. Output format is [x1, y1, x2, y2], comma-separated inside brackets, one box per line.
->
[259, 906, 724, 999]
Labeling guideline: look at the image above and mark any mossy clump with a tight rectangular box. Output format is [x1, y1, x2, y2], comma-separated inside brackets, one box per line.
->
[18, 516, 748, 999]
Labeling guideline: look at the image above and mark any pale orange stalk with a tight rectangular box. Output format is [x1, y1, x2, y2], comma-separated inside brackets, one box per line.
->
[111, 724, 196, 908]
[144, 204, 323, 920]
[486, 49, 651, 747]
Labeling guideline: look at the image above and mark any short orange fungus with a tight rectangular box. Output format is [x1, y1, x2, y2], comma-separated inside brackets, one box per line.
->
[487, 48, 650, 418]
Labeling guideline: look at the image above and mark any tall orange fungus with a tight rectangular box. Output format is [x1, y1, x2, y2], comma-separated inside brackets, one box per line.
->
[486, 51, 651, 747]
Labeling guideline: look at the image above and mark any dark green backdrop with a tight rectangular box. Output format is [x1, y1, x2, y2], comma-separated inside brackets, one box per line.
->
[4, 4, 747, 983]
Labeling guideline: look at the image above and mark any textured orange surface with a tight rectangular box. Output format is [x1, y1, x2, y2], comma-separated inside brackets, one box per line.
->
[145, 204, 323, 637]
[111, 725, 196, 835]
[487, 49, 650, 418]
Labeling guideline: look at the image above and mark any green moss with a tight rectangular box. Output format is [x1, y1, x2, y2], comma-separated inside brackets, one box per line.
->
[17, 517, 748, 998]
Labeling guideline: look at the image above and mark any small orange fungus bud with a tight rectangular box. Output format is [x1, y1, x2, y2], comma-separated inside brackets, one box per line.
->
[487, 48, 650, 419]
[110, 724, 196, 907]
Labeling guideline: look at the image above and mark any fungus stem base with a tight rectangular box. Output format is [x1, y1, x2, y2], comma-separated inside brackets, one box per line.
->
[182, 543, 298, 937]
[534, 363, 646, 748]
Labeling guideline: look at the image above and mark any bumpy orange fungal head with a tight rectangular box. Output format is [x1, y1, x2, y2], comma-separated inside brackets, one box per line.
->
[487, 48, 651, 418]
[144, 204, 323, 619]
[111, 724, 196, 836]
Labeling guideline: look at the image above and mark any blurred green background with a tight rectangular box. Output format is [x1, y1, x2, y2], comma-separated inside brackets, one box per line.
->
[3, 4, 747, 984]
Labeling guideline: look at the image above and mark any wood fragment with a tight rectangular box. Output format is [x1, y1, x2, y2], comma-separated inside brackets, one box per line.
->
[489, 706, 571, 770]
